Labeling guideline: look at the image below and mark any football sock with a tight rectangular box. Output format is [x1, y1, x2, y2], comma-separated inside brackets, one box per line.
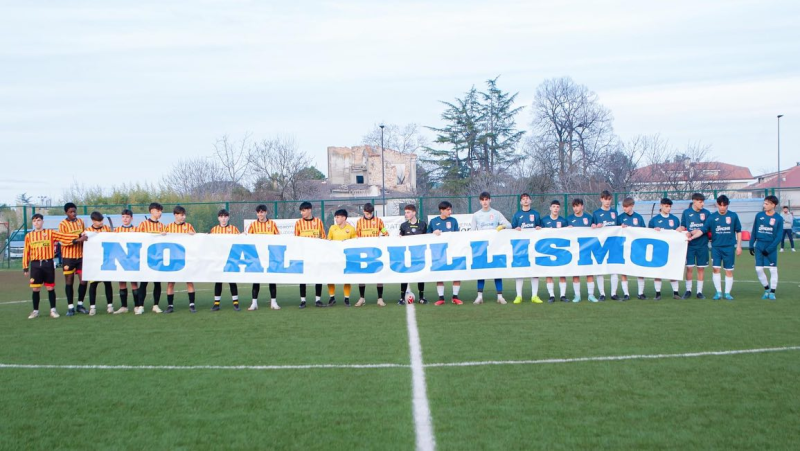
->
[252, 283, 260, 300]
[477, 279, 485, 292]
[670, 280, 679, 292]
[596, 275, 606, 295]
[65, 284, 74, 305]
[214, 283, 222, 297]
[531, 278, 539, 296]
[769, 268, 778, 290]
[89, 282, 97, 306]
[547, 282, 554, 297]
[376, 285, 383, 299]
[637, 278, 645, 295]
[153, 282, 162, 305]
[344, 284, 351, 297]
[685, 279, 693, 293]
[654, 280, 662, 292]
[515, 279, 523, 297]
[268, 284, 277, 298]
[48, 290, 56, 309]
[417, 283, 425, 299]
[587, 280, 595, 296]
[78, 283, 87, 302]
[453, 285, 460, 296]
[120, 288, 128, 307]
[755, 266, 768, 287]
[494, 279, 502, 293]
[437, 284, 445, 297]
[621, 280, 629, 296]
[610, 274, 618, 295]
[712, 273, 722, 292]
[559, 281, 566, 297]
[697, 281, 704, 294]
[32, 291, 40, 310]
[725, 276, 733, 294]
[328, 284, 336, 296]
[359, 285, 366, 298]
[167, 294, 174, 306]
[573, 282, 581, 298]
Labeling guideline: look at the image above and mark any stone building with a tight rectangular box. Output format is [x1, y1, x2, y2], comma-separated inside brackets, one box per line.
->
[327, 145, 417, 194]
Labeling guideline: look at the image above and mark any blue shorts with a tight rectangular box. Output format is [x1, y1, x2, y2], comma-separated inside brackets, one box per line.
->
[686, 246, 709, 267]
[755, 248, 778, 267]
[711, 246, 735, 270]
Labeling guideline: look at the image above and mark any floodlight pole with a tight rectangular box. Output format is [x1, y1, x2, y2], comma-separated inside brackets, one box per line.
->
[380, 124, 386, 214]
[777, 114, 783, 195]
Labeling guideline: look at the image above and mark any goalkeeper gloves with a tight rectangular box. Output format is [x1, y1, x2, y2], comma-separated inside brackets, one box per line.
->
[749, 248, 755, 256]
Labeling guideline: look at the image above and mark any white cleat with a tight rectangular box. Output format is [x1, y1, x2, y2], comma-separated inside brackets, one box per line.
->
[107, 305, 115, 314]
[114, 307, 129, 314]
[50, 310, 60, 318]
[248, 302, 259, 311]
[89, 307, 97, 316]
[355, 298, 366, 307]
[270, 300, 281, 310]
[152, 305, 163, 314]
[135, 306, 144, 315]
[496, 295, 507, 305]
[28, 311, 39, 319]
[473, 295, 483, 305]
[377, 298, 386, 307]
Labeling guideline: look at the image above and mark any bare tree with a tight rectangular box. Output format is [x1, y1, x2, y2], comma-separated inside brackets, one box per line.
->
[361, 123, 429, 154]
[164, 157, 227, 199]
[213, 134, 252, 192]
[248, 136, 316, 201]
[630, 138, 719, 198]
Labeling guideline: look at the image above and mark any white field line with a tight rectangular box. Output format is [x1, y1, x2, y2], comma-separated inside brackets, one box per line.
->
[406, 303, 436, 451]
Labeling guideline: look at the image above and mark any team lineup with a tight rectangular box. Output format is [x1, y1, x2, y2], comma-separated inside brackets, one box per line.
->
[21, 190, 785, 319]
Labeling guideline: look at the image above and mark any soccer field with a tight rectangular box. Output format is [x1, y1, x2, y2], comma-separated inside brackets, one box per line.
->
[1, 254, 799, 450]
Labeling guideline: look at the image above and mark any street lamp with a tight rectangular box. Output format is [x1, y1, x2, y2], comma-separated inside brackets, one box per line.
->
[380, 124, 386, 214]
[777, 115, 783, 195]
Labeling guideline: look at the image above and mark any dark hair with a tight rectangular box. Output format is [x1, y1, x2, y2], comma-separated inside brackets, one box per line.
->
[256, 204, 268, 213]
[64, 202, 77, 212]
[148, 202, 163, 212]
[691, 193, 705, 201]
[32, 213, 44, 221]
[716, 195, 730, 206]
[660, 198, 673, 206]
[121, 209, 133, 216]
[90, 211, 104, 221]
[782, 205, 789, 209]
[765, 195, 779, 206]
[334, 209, 348, 218]
[404, 204, 417, 212]
[438, 201, 452, 211]
[571, 198, 584, 207]
[173, 205, 186, 215]
[520, 193, 531, 200]
[299, 202, 312, 211]
[363, 203, 375, 213]
[217, 209, 230, 217]
[600, 190, 612, 200]
[550, 200, 560, 206]
[622, 197, 635, 207]
[479, 191, 491, 200]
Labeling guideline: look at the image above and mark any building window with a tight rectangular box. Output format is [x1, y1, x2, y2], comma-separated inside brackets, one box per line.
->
[356, 175, 364, 184]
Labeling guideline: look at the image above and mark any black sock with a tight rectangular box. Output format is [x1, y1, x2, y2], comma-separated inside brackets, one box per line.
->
[188, 292, 195, 305]
[269, 284, 276, 299]
[167, 294, 174, 306]
[252, 283, 260, 300]
[300, 285, 307, 298]
[89, 282, 97, 306]
[153, 282, 161, 304]
[32, 291, 40, 310]
[78, 283, 87, 302]
[764, 285, 769, 290]
[137, 282, 148, 307]
[120, 288, 128, 307]
[104, 282, 113, 305]
[214, 283, 222, 297]
[230, 283, 238, 297]
[359, 285, 365, 297]
[439, 295, 445, 301]
[771, 289, 776, 293]
[400, 283, 408, 298]
[48, 290, 56, 309]
[418, 282, 425, 299]
[377, 285, 384, 298]
[65, 284, 74, 304]
[132, 289, 138, 306]
[315, 284, 322, 297]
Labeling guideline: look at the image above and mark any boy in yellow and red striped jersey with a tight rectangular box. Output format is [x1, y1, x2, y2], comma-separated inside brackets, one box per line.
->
[246, 204, 281, 311]
[164, 205, 197, 313]
[355, 203, 389, 307]
[327, 209, 357, 307]
[135, 202, 166, 315]
[112, 209, 137, 314]
[23, 213, 86, 319]
[210, 209, 241, 311]
[84, 211, 114, 316]
[294, 201, 326, 308]
[60, 202, 89, 316]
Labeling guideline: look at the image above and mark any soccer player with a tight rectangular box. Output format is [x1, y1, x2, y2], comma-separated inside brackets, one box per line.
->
[113, 209, 138, 314]
[617, 198, 647, 300]
[327, 209, 357, 307]
[295, 201, 326, 308]
[84, 211, 114, 315]
[471, 192, 511, 305]
[428, 201, 463, 306]
[648, 198, 682, 300]
[136, 202, 167, 314]
[23, 214, 84, 319]
[246, 204, 281, 310]
[781, 206, 796, 252]
[165, 206, 197, 313]
[210, 209, 241, 310]
[694, 195, 742, 300]
[750, 195, 783, 300]
[679, 193, 711, 299]
[398, 204, 428, 305]
[512, 193, 543, 304]
[567, 198, 598, 303]
[59, 202, 89, 316]
[355, 203, 388, 307]
[591, 190, 618, 301]
[541, 200, 569, 303]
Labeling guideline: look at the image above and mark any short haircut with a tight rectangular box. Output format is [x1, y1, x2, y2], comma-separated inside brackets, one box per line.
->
[64, 202, 77, 212]
[660, 198, 673, 206]
[600, 190, 612, 200]
[217, 209, 230, 217]
[479, 191, 491, 200]
[783, 205, 789, 209]
[121, 209, 133, 216]
[438, 201, 452, 211]
[363, 203, 374, 213]
[334, 209, 348, 218]
[404, 204, 417, 212]
[550, 199, 560, 206]
[622, 197, 635, 207]
[765, 195, 779, 206]
[716, 195, 730, 206]
[519, 193, 531, 200]
[173, 205, 186, 215]
[691, 193, 705, 201]
[299, 201, 312, 211]
[31, 213, 44, 221]
[571, 198, 584, 207]
[256, 204, 268, 213]
[149, 202, 163, 212]
[90, 211, 104, 221]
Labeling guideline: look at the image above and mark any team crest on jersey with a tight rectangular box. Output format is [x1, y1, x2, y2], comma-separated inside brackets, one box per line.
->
[668, 220, 674, 227]
[556, 222, 561, 228]
[446, 222, 451, 229]
[726, 217, 731, 224]
[583, 218, 588, 225]
[769, 218, 775, 225]
[529, 215, 535, 222]
[633, 218, 638, 225]
[489, 214, 494, 220]
[700, 213, 706, 220]
[610, 212, 616, 219]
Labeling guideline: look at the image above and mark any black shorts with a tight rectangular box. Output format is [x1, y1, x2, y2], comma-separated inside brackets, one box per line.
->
[62, 258, 82, 276]
[30, 260, 56, 288]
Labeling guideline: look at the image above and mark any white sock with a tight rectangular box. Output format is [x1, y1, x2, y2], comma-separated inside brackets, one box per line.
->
[214, 296, 221, 301]
[725, 276, 733, 294]
[437, 284, 444, 297]
[610, 274, 619, 294]
[573, 282, 581, 298]
[637, 278, 645, 295]
[547, 282, 554, 297]
[712, 273, 722, 292]
[300, 297, 306, 303]
[670, 280, 679, 292]
[531, 278, 539, 297]
[515, 279, 524, 297]
[315, 296, 320, 302]
[596, 275, 606, 295]
[453, 285, 460, 295]
[654, 280, 662, 292]
[622, 280, 629, 296]
[33, 309, 39, 314]
[68, 303, 74, 309]
[697, 281, 704, 294]
[559, 281, 567, 297]
[587, 281, 595, 295]
[755, 267, 768, 288]
[51, 307, 56, 312]
[232, 295, 238, 301]
[685, 279, 693, 293]
[77, 301, 83, 306]
[251, 299, 258, 304]
[769, 267, 778, 290]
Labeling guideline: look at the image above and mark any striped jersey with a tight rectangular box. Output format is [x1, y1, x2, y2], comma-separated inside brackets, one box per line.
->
[295, 217, 326, 238]
[210, 224, 241, 234]
[328, 224, 357, 241]
[248, 220, 279, 235]
[85, 225, 111, 234]
[136, 218, 165, 234]
[165, 222, 196, 234]
[23, 229, 75, 269]
[115, 225, 137, 233]
[356, 216, 387, 237]
[59, 218, 86, 259]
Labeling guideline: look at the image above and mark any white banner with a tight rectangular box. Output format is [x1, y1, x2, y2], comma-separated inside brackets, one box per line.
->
[243, 216, 407, 236]
[83, 227, 687, 283]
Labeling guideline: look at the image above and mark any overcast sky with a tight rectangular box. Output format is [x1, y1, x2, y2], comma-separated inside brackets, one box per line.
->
[2, 0, 798, 205]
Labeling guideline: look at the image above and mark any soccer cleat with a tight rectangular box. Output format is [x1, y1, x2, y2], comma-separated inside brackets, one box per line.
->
[50, 310, 60, 319]
[344, 298, 350, 307]
[793, 248, 796, 252]
[77, 305, 89, 314]
[712, 292, 722, 300]
[233, 304, 241, 311]
[780, 248, 784, 252]
[598, 295, 606, 302]
[397, 298, 406, 306]
[560, 296, 568, 303]
[270, 300, 281, 310]
[610, 295, 619, 301]
[66, 307, 76, 317]
[473, 294, 483, 305]
[134, 306, 144, 315]
[107, 305, 114, 314]
[28, 311, 39, 319]
[572, 296, 581, 303]
[696, 292, 705, 299]
[548, 296, 555, 303]
[355, 298, 366, 307]
[315, 300, 325, 308]
[89, 307, 97, 316]
[532, 296, 543, 304]
[248, 302, 259, 311]
[513, 296, 523, 304]
[328, 297, 337, 307]
[682, 290, 692, 300]
[761, 290, 770, 300]
[768, 292, 776, 300]
[637, 294, 646, 300]
[588, 295, 598, 303]
[724, 294, 734, 301]
[654, 292, 662, 300]
[299, 301, 307, 309]
[452, 297, 463, 305]
[164, 305, 175, 314]
[211, 304, 220, 312]
[673, 292, 682, 300]
[189, 304, 197, 313]
[497, 295, 507, 305]
[622, 295, 630, 301]
[152, 305, 163, 314]
[435, 300, 446, 306]
[377, 299, 386, 307]
[418, 298, 428, 305]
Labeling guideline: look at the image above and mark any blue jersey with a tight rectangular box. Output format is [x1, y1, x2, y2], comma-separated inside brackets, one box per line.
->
[648, 214, 680, 230]
[703, 211, 741, 248]
[541, 215, 568, 229]
[750, 212, 783, 252]
[681, 208, 711, 248]
[592, 208, 618, 227]
[567, 213, 593, 228]
[512, 209, 541, 229]
[616, 212, 645, 228]
[428, 216, 459, 233]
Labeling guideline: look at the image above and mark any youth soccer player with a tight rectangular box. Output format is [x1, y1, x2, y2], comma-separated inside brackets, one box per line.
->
[164, 206, 197, 313]
[246, 204, 281, 310]
[327, 209, 357, 307]
[23, 214, 83, 319]
[84, 211, 114, 315]
[295, 202, 326, 308]
[398, 204, 428, 305]
[428, 201, 463, 306]
[113, 209, 138, 314]
[679, 193, 711, 299]
[136, 202, 167, 314]
[567, 198, 598, 302]
[512, 193, 543, 304]
[60, 202, 89, 316]
[471, 192, 511, 305]
[541, 200, 569, 303]
[591, 190, 618, 300]
[648, 198, 682, 300]
[695, 195, 742, 300]
[210, 209, 241, 310]
[750, 195, 783, 300]
[355, 203, 388, 307]
[617, 197, 646, 300]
